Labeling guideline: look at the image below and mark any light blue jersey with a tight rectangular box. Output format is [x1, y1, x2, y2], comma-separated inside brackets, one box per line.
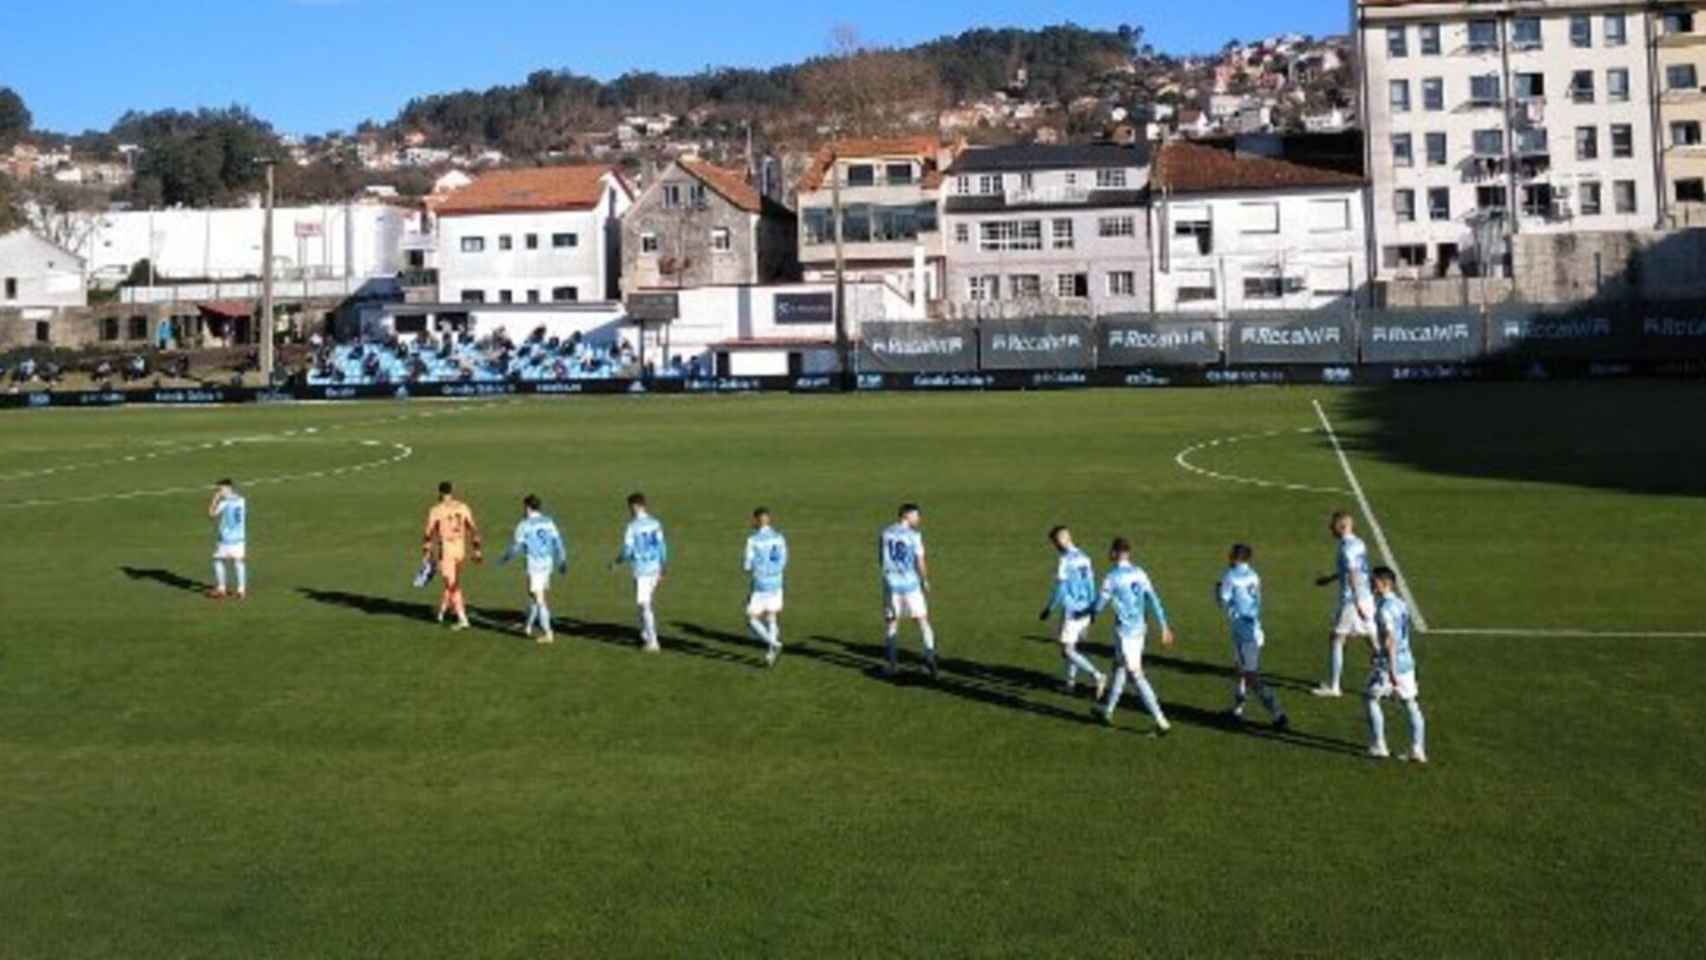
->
[620, 515, 668, 577]
[1337, 534, 1374, 607]
[214, 494, 247, 546]
[1095, 561, 1168, 634]
[1375, 593, 1417, 676]
[879, 523, 924, 594]
[1217, 563, 1262, 623]
[1046, 546, 1098, 618]
[745, 526, 788, 594]
[505, 513, 567, 572]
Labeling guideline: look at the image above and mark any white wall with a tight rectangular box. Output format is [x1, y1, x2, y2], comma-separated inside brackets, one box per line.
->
[82, 203, 409, 285]
[0, 230, 87, 308]
[639, 281, 914, 368]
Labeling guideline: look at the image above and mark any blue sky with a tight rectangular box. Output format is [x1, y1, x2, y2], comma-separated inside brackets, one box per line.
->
[3, 1, 1347, 136]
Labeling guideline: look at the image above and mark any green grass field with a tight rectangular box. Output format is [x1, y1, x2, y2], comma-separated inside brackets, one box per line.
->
[2, 383, 1704, 958]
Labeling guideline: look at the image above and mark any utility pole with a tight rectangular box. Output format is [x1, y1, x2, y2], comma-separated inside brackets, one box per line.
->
[832, 155, 849, 387]
[260, 160, 276, 384]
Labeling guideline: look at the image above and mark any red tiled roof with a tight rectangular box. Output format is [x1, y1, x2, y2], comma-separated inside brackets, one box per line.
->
[436, 164, 628, 216]
[198, 300, 255, 319]
[678, 158, 763, 213]
[1154, 140, 1364, 194]
[797, 136, 953, 192]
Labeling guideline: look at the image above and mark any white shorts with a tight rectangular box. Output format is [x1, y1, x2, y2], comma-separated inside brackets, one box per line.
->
[635, 574, 660, 606]
[213, 543, 246, 561]
[884, 588, 928, 620]
[1115, 626, 1147, 672]
[746, 590, 784, 617]
[1058, 615, 1092, 647]
[1334, 600, 1375, 638]
[1366, 669, 1420, 701]
[527, 566, 553, 594]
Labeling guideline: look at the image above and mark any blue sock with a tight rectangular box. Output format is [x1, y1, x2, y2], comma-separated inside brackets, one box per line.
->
[1257, 681, 1282, 719]
[767, 618, 781, 650]
[1406, 699, 1426, 753]
[919, 622, 936, 658]
[537, 600, 551, 633]
[749, 617, 770, 648]
[213, 561, 226, 593]
[1234, 678, 1248, 713]
[1065, 648, 1100, 682]
[1330, 640, 1345, 688]
[1104, 668, 1128, 712]
[1366, 696, 1387, 749]
[884, 622, 899, 664]
[234, 561, 247, 594]
[1133, 673, 1165, 725]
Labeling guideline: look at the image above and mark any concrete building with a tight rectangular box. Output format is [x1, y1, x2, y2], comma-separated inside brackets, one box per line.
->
[0, 230, 88, 311]
[1151, 137, 1370, 313]
[794, 136, 959, 309]
[1356, 0, 1661, 282]
[622, 157, 797, 290]
[938, 143, 1154, 316]
[1655, 5, 1706, 227]
[433, 165, 633, 306]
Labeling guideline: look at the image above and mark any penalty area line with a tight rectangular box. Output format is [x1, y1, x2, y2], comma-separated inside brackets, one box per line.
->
[1311, 399, 1430, 633]
[1428, 628, 1706, 639]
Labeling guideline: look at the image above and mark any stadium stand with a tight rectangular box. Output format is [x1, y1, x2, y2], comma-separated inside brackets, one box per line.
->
[303, 328, 637, 387]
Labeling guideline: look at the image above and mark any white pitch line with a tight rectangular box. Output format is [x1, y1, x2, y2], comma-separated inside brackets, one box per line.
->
[1174, 429, 1349, 495]
[1312, 399, 1430, 633]
[1428, 628, 1706, 639]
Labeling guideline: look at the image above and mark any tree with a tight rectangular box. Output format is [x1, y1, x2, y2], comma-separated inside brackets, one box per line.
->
[21, 180, 106, 254]
[118, 107, 281, 207]
[800, 26, 944, 137]
[0, 171, 24, 234]
[0, 87, 30, 147]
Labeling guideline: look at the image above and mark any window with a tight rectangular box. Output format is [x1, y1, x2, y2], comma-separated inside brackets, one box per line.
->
[1473, 129, 1505, 157]
[1605, 14, 1627, 46]
[499, 290, 514, 304]
[1571, 15, 1592, 48]
[1056, 273, 1089, 298]
[127, 315, 148, 340]
[552, 233, 578, 248]
[1387, 26, 1408, 58]
[498, 235, 513, 252]
[552, 286, 579, 302]
[1514, 73, 1545, 100]
[1173, 207, 1213, 254]
[1571, 71, 1595, 103]
[640, 232, 660, 254]
[1428, 187, 1452, 222]
[967, 275, 1000, 302]
[687, 184, 707, 208]
[1575, 126, 1599, 161]
[527, 290, 541, 304]
[1611, 124, 1634, 158]
[980, 220, 1044, 251]
[1309, 198, 1350, 232]
[1389, 79, 1411, 113]
[1384, 245, 1430, 269]
[954, 223, 970, 244]
[1009, 274, 1043, 299]
[955, 175, 971, 195]
[1470, 74, 1502, 105]
[1674, 121, 1703, 146]
[1107, 271, 1137, 297]
[1395, 189, 1417, 223]
[710, 227, 732, 253]
[1580, 181, 1602, 216]
[1607, 69, 1630, 103]
[1239, 202, 1280, 234]
[1664, 11, 1696, 36]
[1668, 64, 1699, 91]
[1426, 132, 1449, 166]
[1513, 17, 1542, 49]
[1177, 270, 1216, 303]
[1019, 172, 1035, 192]
[1614, 180, 1637, 213]
[1516, 128, 1548, 156]
[1392, 134, 1414, 168]
[885, 162, 914, 185]
[34, 320, 49, 343]
[1420, 23, 1441, 55]
[525, 233, 539, 250]
[1476, 185, 1509, 212]
[460, 237, 485, 253]
[845, 164, 876, 187]
[100, 317, 119, 341]
[1469, 19, 1499, 51]
[1679, 179, 1706, 203]
[1098, 215, 1136, 238]
[662, 184, 683, 208]
[1422, 77, 1444, 111]
[1096, 168, 1128, 188]
[978, 174, 1003, 195]
[1051, 218, 1074, 249]
[1243, 276, 1288, 301]
[461, 290, 485, 303]
[2, 277, 14, 299]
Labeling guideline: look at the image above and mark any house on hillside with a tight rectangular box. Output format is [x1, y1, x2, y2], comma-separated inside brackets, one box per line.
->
[0, 230, 88, 311]
[622, 157, 797, 290]
[433, 165, 634, 305]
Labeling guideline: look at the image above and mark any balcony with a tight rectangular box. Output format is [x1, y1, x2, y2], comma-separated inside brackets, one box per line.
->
[1005, 185, 1094, 207]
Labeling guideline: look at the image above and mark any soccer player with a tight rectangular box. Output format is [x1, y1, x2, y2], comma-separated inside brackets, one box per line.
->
[1215, 544, 1289, 729]
[1038, 526, 1107, 700]
[1365, 566, 1427, 763]
[207, 478, 247, 600]
[1312, 510, 1374, 698]
[423, 481, 482, 631]
[1092, 537, 1172, 733]
[879, 503, 938, 679]
[499, 494, 568, 644]
[743, 507, 789, 667]
[612, 492, 667, 652]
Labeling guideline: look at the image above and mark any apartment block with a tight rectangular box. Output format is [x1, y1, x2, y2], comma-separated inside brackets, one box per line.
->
[1655, 5, 1706, 225]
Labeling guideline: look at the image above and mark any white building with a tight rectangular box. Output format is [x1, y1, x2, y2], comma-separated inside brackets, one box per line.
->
[433, 165, 634, 305]
[1356, 0, 1661, 281]
[1150, 137, 1370, 313]
[0, 230, 88, 310]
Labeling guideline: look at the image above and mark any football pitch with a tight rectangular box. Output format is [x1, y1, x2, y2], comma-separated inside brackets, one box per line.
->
[2, 382, 1703, 958]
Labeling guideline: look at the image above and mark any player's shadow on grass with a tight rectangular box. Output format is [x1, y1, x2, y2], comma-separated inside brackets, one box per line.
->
[561, 618, 766, 670]
[1022, 634, 1316, 693]
[297, 587, 516, 638]
[121, 566, 210, 594]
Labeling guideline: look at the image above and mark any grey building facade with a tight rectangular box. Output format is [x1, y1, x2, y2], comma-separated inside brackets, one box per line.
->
[622, 158, 797, 292]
